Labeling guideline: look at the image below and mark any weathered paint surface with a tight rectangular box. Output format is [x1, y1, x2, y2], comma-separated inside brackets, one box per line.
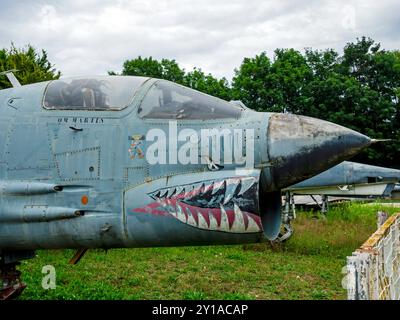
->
[263, 114, 372, 191]
[0, 76, 371, 252]
[0, 75, 373, 298]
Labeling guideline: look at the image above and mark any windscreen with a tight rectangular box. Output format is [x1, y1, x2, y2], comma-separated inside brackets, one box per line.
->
[43, 76, 148, 110]
[138, 80, 243, 120]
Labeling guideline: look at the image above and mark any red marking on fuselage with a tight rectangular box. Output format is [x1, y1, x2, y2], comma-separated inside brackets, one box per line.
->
[247, 213, 262, 230]
[242, 212, 249, 230]
[226, 210, 236, 229]
[130, 178, 263, 232]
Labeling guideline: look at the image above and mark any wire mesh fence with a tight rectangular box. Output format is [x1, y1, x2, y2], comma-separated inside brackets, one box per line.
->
[346, 213, 400, 300]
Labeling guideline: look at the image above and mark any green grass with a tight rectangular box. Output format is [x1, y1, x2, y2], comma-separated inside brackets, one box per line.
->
[18, 201, 399, 300]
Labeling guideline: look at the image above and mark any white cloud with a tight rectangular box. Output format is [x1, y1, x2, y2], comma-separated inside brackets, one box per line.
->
[0, 0, 398, 80]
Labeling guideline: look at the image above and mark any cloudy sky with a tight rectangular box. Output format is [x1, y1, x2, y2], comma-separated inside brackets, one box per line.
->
[0, 0, 399, 80]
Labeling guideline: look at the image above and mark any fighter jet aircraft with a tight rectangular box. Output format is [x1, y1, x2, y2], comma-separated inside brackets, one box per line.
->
[286, 161, 400, 198]
[277, 161, 400, 240]
[0, 71, 373, 299]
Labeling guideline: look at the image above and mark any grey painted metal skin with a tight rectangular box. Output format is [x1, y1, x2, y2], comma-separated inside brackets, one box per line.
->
[0, 76, 373, 252]
[285, 161, 400, 197]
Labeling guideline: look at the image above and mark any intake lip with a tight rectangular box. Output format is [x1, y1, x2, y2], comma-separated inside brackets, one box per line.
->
[264, 113, 372, 191]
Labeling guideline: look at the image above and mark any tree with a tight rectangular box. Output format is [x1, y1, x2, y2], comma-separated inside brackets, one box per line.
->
[269, 48, 312, 114]
[232, 38, 400, 166]
[183, 68, 232, 100]
[232, 49, 311, 113]
[310, 38, 400, 165]
[118, 56, 185, 83]
[231, 52, 275, 111]
[302, 48, 343, 120]
[115, 56, 232, 100]
[0, 44, 60, 89]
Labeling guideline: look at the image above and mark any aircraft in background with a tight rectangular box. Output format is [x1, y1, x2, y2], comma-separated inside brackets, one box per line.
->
[0, 71, 373, 299]
[276, 161, 400, 241]
[287, 161, 399, 197]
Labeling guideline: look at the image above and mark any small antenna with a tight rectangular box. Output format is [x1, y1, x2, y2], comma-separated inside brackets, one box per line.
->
[0, 69, 21, 88]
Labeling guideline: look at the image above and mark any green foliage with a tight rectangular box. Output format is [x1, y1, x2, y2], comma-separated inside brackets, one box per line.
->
[182, 67, 232, 100]
[232, 49, 312, 113]
[233, 37, 400, 167]
[118, 56, 185, 84]
[113, 56, 231, 100]
[231, 52, 273, 111]
[0, 44, 60, 89]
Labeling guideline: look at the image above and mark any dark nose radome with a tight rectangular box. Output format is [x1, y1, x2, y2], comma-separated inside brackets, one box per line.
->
[263, 113, 372, 191]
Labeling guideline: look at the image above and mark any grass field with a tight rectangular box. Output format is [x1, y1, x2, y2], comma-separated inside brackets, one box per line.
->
[18, 201, 400, 300]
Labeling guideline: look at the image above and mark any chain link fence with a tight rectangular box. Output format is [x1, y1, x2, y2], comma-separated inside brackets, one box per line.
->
[346, 213, 400, 300]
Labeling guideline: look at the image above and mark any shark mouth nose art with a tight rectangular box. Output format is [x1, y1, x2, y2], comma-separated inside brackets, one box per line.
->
[131, 177, 263, 233]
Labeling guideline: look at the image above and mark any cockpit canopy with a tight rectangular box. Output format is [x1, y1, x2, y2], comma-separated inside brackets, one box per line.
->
[43, 76, 244, 119]
[138, 80, 243, 120]
[43, 76, 148, 110]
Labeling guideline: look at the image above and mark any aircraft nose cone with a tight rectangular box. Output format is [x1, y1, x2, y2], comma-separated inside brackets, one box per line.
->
[263, 113, 372, 191]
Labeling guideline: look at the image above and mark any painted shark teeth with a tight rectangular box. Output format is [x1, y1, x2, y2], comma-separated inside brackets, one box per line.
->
[230, 204, 246, 233]
[167, 188, 177, 198]
[175, 203, 187, 223]
[223, 179, 240, 205]
[170, 202, 262, 234]
[219, 205, 230, 231]
[146, 176, 262, 234]
[159, 189, 169, 199]
[149, 176, 257, 208]
[223, 193, 233, 205]
[209, 211, 219, 230]
[212, 180, 225, 195]
[185, 207, 197, 227]
[174, 185, 185, 195]
[197, 210, 209, 229]
[246, 214, 261, 233]
[238, 177, 256, 196]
